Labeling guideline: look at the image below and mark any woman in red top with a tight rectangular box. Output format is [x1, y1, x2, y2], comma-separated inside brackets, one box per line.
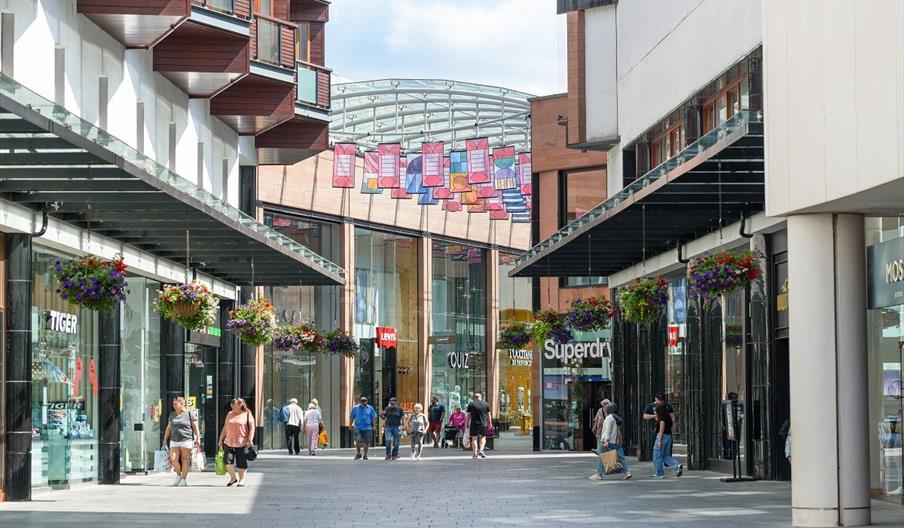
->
[218, 397, 255, 487]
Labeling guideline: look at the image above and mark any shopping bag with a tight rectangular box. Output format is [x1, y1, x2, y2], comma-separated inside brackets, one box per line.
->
[318, 430, 329, 447]
[154, 447, 171, 472]
[599, 448, 622, 474]
[215, 448, 226, 476]
[192, 448, 206, 472]
[486, 423, 496, 438]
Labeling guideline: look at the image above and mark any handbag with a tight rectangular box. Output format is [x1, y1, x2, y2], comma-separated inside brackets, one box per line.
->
[244, 445, 258, 461]
[485, 422, 496, 438]
[154, 447, 171, 472]
[192, 447, 206, 472]
[215, 448, 226, 476]
[599, 447, 622, 474]
[318, 430, 329, 447]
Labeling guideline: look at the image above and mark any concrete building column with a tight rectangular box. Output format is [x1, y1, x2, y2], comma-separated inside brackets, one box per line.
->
[486, 248, 500, 415]
[417, 236, 433, 406]
[788, 214, 869, 527]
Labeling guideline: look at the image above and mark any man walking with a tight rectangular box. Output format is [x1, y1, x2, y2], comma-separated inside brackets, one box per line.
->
[349, 396, 377, 460]
[466, 393, 492, 459]
[643, 393, 677, 467]
[427, 395, 445, 448]
[280, 398, 305, 455]
[381, 397, 405, 460]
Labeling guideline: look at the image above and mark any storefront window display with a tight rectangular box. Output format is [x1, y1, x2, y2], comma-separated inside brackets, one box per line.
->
[262, 212, 341, 451]
[431, 242, 487, 416]
[664, 278, 687, 445]
[120, 277, 162, 472]
[31, 247, 99, 486]
[497, 253, 534, 434]
[354, 228, 419, 414]
[867, 217, 904, 504]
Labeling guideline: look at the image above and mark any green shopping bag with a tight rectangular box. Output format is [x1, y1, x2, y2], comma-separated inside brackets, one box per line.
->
[215, 448, 226, 476]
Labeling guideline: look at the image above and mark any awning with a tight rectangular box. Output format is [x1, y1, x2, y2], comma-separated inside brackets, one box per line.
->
[510, 110, 764, 278]
[0, 74, 344, 286]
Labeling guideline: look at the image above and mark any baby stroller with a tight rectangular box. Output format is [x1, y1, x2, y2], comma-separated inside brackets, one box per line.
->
[442, 424, 462, 448]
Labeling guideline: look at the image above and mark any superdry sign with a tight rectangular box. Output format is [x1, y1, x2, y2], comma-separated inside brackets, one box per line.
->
[376, 327, 397, 348]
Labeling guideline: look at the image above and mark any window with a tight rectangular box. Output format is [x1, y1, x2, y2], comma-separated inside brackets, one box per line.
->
[559, 169, 607, 287]
[296, 22, 310, 63]
[254, 0, 273, 15]
[702, 76, 749, 134]
[649, 120, 684, 168]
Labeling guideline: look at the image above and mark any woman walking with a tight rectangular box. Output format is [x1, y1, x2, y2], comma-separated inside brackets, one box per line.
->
[218, 397, 255, 487]
[407, 403, 428, 460]
[163, 396, 200, 486]
[303, 401, 322, 456]
[589, 402, 631, 480]
[652, 403, 683, 479]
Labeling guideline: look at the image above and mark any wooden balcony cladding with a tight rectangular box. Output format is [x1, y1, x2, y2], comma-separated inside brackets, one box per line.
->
[251, 14, 296, 69]
[210, 75, 295, 135]
[77, 0, 190, 48]
[309, 22, 324, 65]
[153, 20, 249, 96]
[296, 61, 330, 110]
[191, 0, 251, 18]
[289, 0, 329, 22]
[255, 116, 329, 165]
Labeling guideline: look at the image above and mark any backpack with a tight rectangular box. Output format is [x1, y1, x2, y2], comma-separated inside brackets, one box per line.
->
[278, 406, 290, 424]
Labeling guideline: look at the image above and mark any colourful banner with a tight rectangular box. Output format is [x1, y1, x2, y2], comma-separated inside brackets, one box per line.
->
[489, 210, 509, 220]
[493, 147, 517, 190]
[467, 200, 487, 213]
[422, 142, 445, 187]
[476, 183, 498, 199]
[449, 151, 471, 192]
[442, 199, 462, 212]
[332, 143, 356, 188]
[460, 188, 479, 205]
[418, 186, 438, 205]
[391, 156, 411, 199]
[466, 138, 491, 184]
[405, 154, 426, 194]
[360, 151, 381, 194]
[377, 143, 401, 188]
[434, 156, 453, 199]
[511, 211, 531, 223]
[518, 152, 532, 195]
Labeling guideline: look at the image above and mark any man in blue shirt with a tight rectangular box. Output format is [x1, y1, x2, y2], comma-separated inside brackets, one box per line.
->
[381, 397, 406, 460]
[349, 396, 378, 460]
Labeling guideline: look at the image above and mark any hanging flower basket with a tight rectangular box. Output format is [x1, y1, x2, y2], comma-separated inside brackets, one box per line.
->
[688, 249, 761, 307]
[530, 309, 573, 345]
[273, 321, 324, 354]
[154, 282, 220, 331]
[323, 329, 358, 358]
[227, 298, 278, 347]
[565, 296, 613, 332]
[617, 277, 668, 324]
[497, 322, 532, 349]
[54, 254, 129, 312]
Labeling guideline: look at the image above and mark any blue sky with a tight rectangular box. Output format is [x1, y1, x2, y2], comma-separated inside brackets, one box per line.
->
[326, 0, 567, 96]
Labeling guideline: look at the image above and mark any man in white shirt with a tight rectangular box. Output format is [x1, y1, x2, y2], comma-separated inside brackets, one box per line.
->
[280, 398, 305, 455]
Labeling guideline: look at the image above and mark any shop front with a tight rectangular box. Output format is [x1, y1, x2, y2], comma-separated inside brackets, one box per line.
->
[866, 218, 904, 504]
[498, 253, 534, 435]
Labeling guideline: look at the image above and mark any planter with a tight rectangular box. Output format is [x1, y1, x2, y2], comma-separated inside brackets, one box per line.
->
[154, 283, 219, 332]
[530, 310, 572, 345]
[617, 277, 668, 324]
[54, 254, 129, 313]
[497, 322, 532, 350]
[273, 322, 323, 354]
[688, 249, 761, 306]
[565, 296, 612, 332]
[227, 298, 278, 347]
[172, 301, 201, 318]
[323, 329, 358, 357]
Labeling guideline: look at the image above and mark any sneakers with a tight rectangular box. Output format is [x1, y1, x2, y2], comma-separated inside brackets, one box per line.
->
[362, 455, 369, 460]
[391, 455, 399, 461]
[623, 472, 633, 480]
[588, 474, 603, 480]
[236, 479, 245, 487]
[675, 464, 684, 477]
[172, 476, 183, 486]
[385, 456, 391, 460]
[354, 453, 362, 460]
[651, 475, 665, 479]
[478, 451, 487, 459]
[179, 479, 188, 487]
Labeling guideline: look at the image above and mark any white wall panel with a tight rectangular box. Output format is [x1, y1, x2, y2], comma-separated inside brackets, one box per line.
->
[583, 6, 617, 142]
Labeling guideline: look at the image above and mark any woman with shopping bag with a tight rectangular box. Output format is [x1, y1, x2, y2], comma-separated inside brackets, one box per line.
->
[589, 402, 632, 480]
[218, 397, 255, 487]
[162, 396, 201, 486]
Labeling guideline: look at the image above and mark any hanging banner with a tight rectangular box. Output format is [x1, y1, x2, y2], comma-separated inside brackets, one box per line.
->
[460, 188, 479, 205]
[489, 209, 509, 220]
[422, 142, 445, 187]
[418, 186, 438, 205]
[404, 154, 426, 194]
[442, 198, 462, 212]
[377, 143, 401, 188]
[493, 147, 517, 190]
[485, 193, 504, 211]
[511, 211, 531, 223]
[467, 200, 487, 213]
[391, 156, 411, 199]
[332, 143, 356, 188]
[466, 138, 491, 184]
[433, 156, 453, 199]
[519, 152, 532, 195]
[476, 183, 498, 199]
[449, 151, 471, 192]
[360, 151, 382, 194]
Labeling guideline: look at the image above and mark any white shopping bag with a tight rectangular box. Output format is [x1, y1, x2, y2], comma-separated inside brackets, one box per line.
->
[192, 448, 207, 472]
[154, 447, 171, 472]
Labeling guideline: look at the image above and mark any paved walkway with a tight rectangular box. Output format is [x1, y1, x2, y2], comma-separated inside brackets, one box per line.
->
[2, 439, 902, 527]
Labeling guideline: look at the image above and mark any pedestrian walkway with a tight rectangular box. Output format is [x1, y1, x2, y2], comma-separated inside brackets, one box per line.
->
[2, 445, 902, 527]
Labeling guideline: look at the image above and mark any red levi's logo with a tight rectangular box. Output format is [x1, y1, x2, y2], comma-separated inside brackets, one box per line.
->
[376, 327, 397, 349]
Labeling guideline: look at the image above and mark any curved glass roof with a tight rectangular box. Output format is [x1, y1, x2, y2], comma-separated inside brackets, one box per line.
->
[330, 79, 533, 153]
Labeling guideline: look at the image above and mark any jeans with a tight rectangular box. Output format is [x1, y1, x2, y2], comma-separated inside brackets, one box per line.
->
[653, 434, 680, 476]
[284, 424, 300, 454]
[596, 439, 629, 475]
[384, 426, 401, 457]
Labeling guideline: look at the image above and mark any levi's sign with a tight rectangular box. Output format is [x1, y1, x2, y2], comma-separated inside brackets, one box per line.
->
[376, 327, 397, 348]
[544, 338, 611, 364]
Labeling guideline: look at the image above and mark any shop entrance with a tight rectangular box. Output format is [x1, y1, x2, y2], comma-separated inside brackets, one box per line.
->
[569, 380, 609, 451]
[184, 344, 220, 455]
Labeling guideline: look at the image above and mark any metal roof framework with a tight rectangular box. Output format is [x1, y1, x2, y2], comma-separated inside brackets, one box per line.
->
[330, 79, 534, 154]
[0, 74, 344, 286]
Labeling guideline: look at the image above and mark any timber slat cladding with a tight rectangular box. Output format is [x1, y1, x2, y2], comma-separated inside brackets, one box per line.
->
[290, 0, 329, 23]
[281, 22, 296, 68]
[316, 69, 330, 108]
[154, 21, 249, 73]
[309, 23, 324, 65]
[256, 118, 328, 149]
[78, 0, 189, 16]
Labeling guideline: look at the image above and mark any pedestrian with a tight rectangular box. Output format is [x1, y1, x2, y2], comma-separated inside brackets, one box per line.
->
[449, 405, 467, 448]
[407, 403, 428, 460]
[381, 397, 406, 460]
[651, 403, 683, 479]
[349, 396, 377, 460]
[466, 392, 492, 459]
[427, 395, 446, 448]
[303, 401, 322, 456]
[281, 398, 304, 455]
[591, 398, 610, 449]
[162, 396, 200, 486]
[780, 418, 791, 465]
[643, 393, 676, 465]
[589, 402, 631, 480]
[217, 397, 255, 487]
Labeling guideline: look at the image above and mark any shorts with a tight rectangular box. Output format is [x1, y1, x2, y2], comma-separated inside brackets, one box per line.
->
[169, 440, 194, 450]
[469, 424, 487, 438]
[427, 421, 442, 434]
[223, 444, 248, 469]
[354, 429, 373, 444]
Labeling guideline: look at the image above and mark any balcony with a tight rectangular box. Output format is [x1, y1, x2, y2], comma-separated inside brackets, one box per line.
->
[295, 60, 331, 118]
[191, 0, 248, 17]
[251, 14, 297, 73]
[77, 0, 191, 48]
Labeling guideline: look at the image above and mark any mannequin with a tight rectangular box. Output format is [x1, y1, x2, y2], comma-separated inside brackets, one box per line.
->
[449, 385, 462, 411]
[499, 389, 509, 414]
